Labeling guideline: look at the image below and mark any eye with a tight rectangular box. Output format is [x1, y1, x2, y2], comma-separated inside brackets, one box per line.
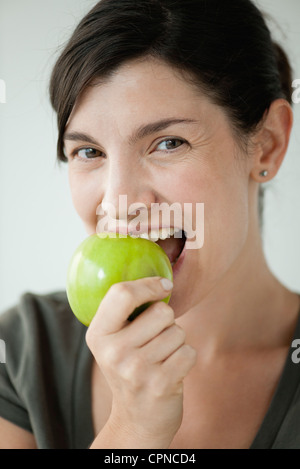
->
[155, 138, 186, 152]
[76, 148, 103, 159]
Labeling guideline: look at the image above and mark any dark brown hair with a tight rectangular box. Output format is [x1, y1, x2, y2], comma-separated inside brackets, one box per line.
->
[49, 0, 293, 163]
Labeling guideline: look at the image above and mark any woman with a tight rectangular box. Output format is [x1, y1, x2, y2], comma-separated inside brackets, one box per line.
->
[0, 0, 299, 449]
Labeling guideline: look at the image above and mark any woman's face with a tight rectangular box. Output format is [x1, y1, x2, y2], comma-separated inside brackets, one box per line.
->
[64, 57, 256, 317]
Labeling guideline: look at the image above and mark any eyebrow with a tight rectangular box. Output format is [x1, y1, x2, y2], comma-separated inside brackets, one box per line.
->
[64, 118, 198, 146]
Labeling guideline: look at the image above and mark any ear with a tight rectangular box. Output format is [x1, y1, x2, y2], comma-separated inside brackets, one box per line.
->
[250, 99, 293, 182]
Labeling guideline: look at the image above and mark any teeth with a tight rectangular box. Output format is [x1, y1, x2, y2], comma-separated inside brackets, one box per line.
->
[139, 233, 150, 240]
[149, 229, 160, 241]
[129, 227, 182, 242]
[159, 228, 169, 240]
[174, 228, 183, 238]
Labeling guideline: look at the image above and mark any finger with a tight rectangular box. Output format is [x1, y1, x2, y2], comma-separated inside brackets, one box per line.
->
[118, 301, 175, 348]
[140, 324, 186, 363]
[162, 344, 197, 380]
[88, 276, 173, 336]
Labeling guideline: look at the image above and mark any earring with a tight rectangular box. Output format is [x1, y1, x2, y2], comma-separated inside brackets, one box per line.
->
[260, 170, 268, 177]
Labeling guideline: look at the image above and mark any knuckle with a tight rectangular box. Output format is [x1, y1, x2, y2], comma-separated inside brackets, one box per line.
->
[109, 282, 133, 306]
[86, 327, 125, 367]
[174, 325, 186, 343]
[183, 345, 198, 364]
[102, 343, 124, 366]
[153, 302, 174, 323]
[177, 328, 186, 345]
[120, 355, 144, 387]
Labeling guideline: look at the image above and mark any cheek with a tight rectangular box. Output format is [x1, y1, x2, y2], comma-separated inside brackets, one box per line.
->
[169, 170, 251, 314]
[68, 170, 100, 234]
[181, 156, 250, 265]
[202, 176, 250, 279]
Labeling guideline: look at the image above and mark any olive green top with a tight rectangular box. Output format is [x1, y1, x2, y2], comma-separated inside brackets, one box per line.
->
[0, 290, 300, 449]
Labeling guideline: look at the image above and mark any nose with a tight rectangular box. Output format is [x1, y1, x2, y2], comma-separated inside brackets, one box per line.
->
[99, 158, 156, 225]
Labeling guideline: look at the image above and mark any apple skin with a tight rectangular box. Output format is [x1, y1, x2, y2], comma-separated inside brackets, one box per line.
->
[66, 233, 173, 326]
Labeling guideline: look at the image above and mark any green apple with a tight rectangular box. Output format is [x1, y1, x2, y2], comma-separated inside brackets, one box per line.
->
[66, 233, 173, 326]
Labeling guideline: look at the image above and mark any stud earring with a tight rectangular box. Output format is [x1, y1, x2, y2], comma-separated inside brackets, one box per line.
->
[260, 170, 268, 177]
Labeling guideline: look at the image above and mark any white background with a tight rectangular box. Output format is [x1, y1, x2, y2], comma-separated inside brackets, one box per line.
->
[0, 0, 299, 313]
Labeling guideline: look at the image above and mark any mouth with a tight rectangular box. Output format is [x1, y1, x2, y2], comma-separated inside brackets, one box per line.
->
[129, 227, 187, 268]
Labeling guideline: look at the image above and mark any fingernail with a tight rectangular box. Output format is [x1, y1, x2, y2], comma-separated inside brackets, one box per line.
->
[160, 278, 173, 291]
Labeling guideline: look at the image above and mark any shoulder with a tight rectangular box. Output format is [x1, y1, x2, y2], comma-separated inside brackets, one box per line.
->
[0, 291, 90, 447]
[0, 290, 86, 370]
[1, 289, 81, 333]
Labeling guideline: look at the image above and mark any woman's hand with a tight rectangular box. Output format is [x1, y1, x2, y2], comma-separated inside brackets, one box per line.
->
[86, 276, 197, 449]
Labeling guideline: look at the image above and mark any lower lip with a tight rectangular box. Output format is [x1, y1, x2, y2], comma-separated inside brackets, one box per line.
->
[171, 241, 187, 278]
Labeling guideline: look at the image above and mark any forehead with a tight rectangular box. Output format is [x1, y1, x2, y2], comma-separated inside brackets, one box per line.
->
[67, 57, 211, 127]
